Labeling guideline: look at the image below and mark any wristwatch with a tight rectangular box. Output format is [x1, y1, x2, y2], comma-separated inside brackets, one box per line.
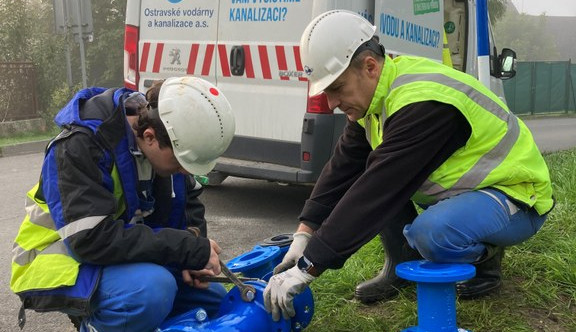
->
[297, 256, 318, 277]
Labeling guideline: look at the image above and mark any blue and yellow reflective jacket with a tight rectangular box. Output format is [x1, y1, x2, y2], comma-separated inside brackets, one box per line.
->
[10, 88, 199, 317]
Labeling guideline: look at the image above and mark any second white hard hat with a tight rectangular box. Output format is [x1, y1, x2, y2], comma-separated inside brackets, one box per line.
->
[300, 10, 377, 96]
[158, 76, 235, 175]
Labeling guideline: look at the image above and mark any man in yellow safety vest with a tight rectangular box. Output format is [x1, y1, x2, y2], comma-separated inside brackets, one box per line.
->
[263, 10, 553, 321]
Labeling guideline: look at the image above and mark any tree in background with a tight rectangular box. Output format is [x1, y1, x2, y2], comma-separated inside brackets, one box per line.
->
[27, 1, 70, 118]
[0, 0, 66, 124]
[489, 0, 508, 24]
[85, 0, 125, 87]
[0, 0, 126, 124]
[0, 0, 31, 62]
[493, 13, 560, 61]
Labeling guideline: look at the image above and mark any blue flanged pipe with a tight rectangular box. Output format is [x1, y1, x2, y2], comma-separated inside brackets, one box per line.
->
[396, 260, 476, 332]
[258, 233, 294, 266]
[226, 245, 281, 279]
[226, 233, 294, 278]
[158, 280, 314, 332]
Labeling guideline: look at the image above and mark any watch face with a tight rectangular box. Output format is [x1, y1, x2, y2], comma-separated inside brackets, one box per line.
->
[298, 256, 312, 271]
[297, 256, 307, 270]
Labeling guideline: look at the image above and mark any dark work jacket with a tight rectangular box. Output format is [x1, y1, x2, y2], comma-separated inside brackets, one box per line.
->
[300, 101, 471, 272]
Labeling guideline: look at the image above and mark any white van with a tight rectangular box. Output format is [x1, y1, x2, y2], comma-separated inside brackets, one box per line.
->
[124, 0, 516, 184]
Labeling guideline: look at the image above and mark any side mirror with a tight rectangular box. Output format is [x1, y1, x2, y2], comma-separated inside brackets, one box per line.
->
[498, 48, 517, 79]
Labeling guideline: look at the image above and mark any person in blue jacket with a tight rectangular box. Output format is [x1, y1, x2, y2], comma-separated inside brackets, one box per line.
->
[10, 76, 235, 332]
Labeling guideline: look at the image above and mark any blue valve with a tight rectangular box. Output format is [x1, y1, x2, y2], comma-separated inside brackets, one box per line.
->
[396, 260, 476, 332]
[226, 245, 281, 279]
[258, 233, 294, 267]
[159, 233, 313, 331]
[158, 280, 314, 332]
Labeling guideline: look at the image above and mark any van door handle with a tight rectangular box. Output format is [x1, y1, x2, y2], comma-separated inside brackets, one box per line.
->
[230, 46, 245, 76]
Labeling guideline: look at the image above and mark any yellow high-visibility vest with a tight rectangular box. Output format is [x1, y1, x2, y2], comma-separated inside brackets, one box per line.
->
[358, 55, 553, 215]
[11, 165, 125, 294]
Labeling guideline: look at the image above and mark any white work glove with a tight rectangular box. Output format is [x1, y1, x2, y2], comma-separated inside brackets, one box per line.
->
[263, 265, 316, 321]
[273, 232, 312, 274]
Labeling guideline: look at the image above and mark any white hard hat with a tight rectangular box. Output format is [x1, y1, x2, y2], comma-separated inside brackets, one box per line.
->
[300, 10, 377, 96]
[158, 76, 235, 175]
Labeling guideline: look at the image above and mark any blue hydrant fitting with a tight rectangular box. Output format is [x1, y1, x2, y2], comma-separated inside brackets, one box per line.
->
[158, 280, 314, 332]
[396, 260, 476, 332]
[225, 233, 295, 278]
[226, 245, 281, 279]
[159, 234, 314, 331]
[258, 233, 294, 266]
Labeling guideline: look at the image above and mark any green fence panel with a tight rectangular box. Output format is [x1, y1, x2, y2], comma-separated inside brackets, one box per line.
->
[502, 76, 515, 113]
[503, 62, 532, 115]
[540, 62, 567, 112]
[534, 62, 549, 113]
[503, 61, 576, 115]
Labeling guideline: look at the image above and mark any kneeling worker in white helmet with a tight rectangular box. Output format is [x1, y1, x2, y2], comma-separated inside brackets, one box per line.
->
[264, 10, 553, 321]
[11, 77, 235, 331]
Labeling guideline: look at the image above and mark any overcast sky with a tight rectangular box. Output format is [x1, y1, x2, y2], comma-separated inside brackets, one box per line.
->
[510, 0, 576, 16]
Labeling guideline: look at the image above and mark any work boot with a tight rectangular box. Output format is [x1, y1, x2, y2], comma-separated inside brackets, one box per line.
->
[456, 245, 504, 299]
[355, 203, 422, 304]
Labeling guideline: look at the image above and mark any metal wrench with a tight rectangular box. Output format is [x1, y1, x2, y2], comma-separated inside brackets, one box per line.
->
[219, 260, 257, 302]
[196, 276, 259, 283]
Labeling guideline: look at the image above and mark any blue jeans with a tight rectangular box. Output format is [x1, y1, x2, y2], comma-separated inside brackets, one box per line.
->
[403, 189, 547, 263]
[80, 263, 227, 332]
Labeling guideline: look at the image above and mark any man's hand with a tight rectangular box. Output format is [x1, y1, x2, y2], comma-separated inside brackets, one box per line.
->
[263, 265, 316, 321]
[205, 239, 222, 275]
[182, 269, 212, 289]
[182, 239, 222, 288]
[273, 232, 311, 274]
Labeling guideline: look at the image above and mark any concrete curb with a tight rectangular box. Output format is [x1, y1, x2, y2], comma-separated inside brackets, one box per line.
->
[0, 140, 50, 158]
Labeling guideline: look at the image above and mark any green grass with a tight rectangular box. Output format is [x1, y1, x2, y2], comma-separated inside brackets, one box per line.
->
[307, 148, 576, 331]
[0, 129, 58, 147]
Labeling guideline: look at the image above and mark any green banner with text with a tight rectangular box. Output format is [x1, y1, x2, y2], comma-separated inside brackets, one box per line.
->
[413, 0, 440, 15]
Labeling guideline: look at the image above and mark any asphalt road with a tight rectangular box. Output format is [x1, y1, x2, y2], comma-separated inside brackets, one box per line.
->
[523, 117, 576, 153]
[0, 116, 574, 331]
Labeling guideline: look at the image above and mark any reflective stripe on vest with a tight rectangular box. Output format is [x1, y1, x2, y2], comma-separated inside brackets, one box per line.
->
[357, 56, 553, 214]
[11, 187, 81, 293]
[390, 73, 520, 200]
[13, 240, 69, 266]
[11, 185, 114, 294]
[58, 216, 107, 240]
